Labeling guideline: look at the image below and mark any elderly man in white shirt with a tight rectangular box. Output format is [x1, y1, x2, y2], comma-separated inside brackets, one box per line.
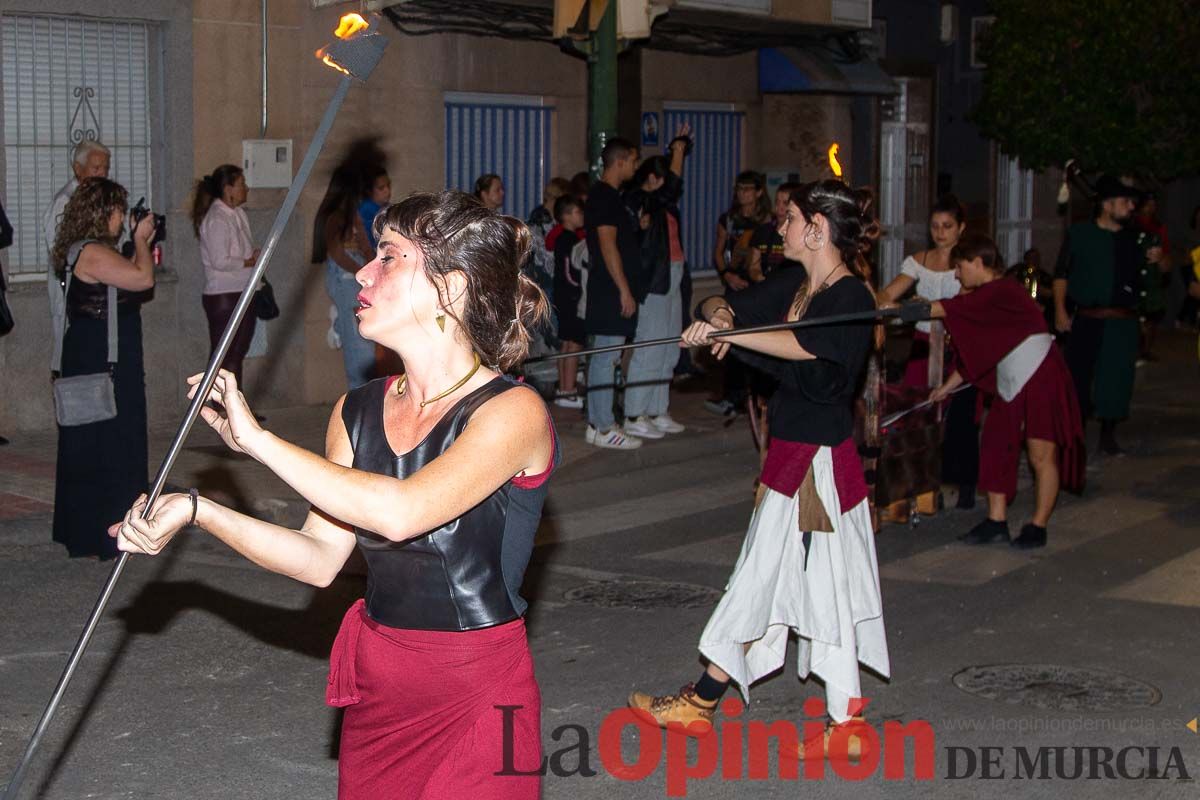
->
[42, 139, 111, 342]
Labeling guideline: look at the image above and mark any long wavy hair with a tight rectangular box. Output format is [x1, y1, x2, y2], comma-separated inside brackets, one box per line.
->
[373, 191, 549, 370]
[312, 165, 362, 264]
[51, 177, 127, 277]
[726, 170, 772, 224]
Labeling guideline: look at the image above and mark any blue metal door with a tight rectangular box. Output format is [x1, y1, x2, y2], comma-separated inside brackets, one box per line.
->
[444, 93, 553, 221]
[663, 106, 744, 274]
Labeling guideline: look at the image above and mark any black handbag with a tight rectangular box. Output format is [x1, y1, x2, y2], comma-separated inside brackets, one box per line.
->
[0, 201, 12, 336]
[0, 275, 13, 337]
[253, 278, 280, 321]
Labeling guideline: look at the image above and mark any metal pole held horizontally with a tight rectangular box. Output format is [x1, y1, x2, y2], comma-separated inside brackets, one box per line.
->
[523, 306, 904, 365]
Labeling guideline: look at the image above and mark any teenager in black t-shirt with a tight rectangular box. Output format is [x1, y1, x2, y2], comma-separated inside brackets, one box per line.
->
[629, 181, 891, 760]
[549, 195, 586, 409]
[746, 181, 803, 282]
[584, 180, 642, 338]
[706, 172, 771, 419]
[582, 138, 643, 449]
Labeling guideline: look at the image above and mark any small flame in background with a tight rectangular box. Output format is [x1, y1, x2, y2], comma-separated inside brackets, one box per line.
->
[334, 13, 370, 40]
[828, 143, 843, 179]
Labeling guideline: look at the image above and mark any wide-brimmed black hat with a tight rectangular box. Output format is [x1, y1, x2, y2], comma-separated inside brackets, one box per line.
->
[1094, 175, 1141, 201]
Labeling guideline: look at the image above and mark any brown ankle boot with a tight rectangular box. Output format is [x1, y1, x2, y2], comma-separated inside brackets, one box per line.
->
[627, 683, 718, 736]
[792, 717, 869, 760]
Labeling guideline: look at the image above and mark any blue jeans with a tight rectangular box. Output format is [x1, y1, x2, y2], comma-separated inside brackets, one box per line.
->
[585, 334, 626, 431]
[624, 261, 683, 419]
[325, 259, 375, 390]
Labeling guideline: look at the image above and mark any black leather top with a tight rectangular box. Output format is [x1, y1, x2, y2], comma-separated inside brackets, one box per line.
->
[341, 375, 556, 631]
[65, 242, 147, 319]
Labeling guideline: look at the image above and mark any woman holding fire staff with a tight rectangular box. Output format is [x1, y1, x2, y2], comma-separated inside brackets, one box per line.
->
[628, 180, 890, 758]
[110, 191, 556, 799]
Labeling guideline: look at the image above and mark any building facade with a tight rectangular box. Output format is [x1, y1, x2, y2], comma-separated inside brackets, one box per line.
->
[1, 0, 1067, 434]
[0, 0, 875, 431]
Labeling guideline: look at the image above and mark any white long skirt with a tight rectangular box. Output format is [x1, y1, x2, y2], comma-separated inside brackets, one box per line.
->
[698, 446, 890, 722]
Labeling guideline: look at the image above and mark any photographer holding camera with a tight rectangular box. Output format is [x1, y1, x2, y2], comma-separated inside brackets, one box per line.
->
[50, 177, 156, 559]
[191, 164, 260, 384]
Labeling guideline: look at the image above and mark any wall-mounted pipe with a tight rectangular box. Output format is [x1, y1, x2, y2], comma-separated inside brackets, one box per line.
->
[261, 0, 268, 137]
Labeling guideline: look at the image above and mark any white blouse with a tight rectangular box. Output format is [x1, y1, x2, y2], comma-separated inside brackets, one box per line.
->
[199, 199, 255, 295]
[900, 255, 961, 333]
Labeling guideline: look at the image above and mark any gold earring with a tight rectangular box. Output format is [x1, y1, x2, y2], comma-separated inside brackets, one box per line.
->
[435, 312, 446, 332]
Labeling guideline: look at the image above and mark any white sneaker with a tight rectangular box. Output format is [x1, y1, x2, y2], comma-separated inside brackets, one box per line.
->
[585, 425, 643, 450]
[623, 416, 666, 439]
[649, 414, 685, 434]
[554, 393, 584, 409]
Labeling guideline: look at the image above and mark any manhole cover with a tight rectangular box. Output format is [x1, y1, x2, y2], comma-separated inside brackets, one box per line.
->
[564, 580, 722, 610]
[953, 664, 1161, 711]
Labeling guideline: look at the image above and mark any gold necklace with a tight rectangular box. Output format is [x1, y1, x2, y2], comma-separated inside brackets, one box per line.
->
[794, 263, 846, 319]
[395, 353, 482, 408]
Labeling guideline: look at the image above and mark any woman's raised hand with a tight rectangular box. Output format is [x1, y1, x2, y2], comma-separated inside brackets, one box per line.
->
[186, 369, 264, 455]
[132, 211, 156, 243]
[680, 313, 732, 361]
[108, 493, 192, 556]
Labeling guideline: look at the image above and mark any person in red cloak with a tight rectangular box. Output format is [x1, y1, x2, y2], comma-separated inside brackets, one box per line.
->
[926, 233, 1085, 549]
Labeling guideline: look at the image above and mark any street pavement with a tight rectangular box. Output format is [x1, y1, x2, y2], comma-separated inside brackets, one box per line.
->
[1, 331, 1198, 799]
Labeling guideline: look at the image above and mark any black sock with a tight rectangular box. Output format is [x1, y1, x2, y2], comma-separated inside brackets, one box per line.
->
[1099, 420, 1121, 452]
[694, 673, 729, 702]
[956, 484, 976, 509]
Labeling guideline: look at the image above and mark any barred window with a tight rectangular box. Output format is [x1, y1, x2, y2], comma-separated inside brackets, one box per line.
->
[664, 104, 744, 275]
[995, 151, 1034, 267]
[1, 13, 154, 277]
[444, 92, 554, 221]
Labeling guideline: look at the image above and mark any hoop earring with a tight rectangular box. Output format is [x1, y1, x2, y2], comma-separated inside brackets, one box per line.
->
[804, 230, 823, 251]
[435, 312, 446, 332]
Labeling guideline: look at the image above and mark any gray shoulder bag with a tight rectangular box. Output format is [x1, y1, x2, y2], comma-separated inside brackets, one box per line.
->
[51, 240, 118, 426]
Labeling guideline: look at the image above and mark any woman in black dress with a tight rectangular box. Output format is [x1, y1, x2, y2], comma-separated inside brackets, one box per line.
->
[51, 177, 156, 558]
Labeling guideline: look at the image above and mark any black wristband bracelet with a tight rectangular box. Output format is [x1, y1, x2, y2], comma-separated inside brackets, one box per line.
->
[187, 487, 199, 527]
[669, 135, 694, 156]
[694, 295, 732, 324]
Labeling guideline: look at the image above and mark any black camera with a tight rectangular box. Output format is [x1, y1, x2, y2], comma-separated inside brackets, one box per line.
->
[130, 197, 166, 247]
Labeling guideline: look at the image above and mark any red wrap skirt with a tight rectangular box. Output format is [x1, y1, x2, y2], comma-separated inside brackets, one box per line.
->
[327, 600, 542, 799]
[979, 347, 1086, 501]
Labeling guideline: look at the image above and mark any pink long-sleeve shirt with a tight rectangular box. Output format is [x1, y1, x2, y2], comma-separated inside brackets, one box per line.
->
[199, 199, 255, 295]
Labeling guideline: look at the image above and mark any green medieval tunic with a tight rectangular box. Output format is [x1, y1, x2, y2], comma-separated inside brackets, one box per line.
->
[1055, 222, 1143, 421]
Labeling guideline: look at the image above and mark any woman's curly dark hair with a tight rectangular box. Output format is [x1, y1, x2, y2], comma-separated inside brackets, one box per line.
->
[373, 191, 549, 370]
[51, 177, 127, 277]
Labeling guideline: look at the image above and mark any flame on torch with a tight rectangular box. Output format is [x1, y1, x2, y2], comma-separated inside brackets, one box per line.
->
[320, 54, 350, 74]
[828, 143, 843, 179]
[316, 13, 371, 74]
[334, 13, 370, 39]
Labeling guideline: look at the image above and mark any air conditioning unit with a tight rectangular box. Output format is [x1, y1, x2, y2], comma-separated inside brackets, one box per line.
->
[676, 0, 771, 13]
[831, 0, 871, 27]
[940, 4, 958, 44]
[774, 0, 872, 28]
